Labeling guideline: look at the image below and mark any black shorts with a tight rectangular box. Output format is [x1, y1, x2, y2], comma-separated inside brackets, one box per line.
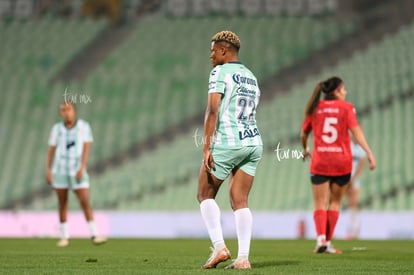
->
[311, 173, 351, 186]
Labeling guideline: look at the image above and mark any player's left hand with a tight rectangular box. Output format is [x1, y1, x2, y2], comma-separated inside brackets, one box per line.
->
[367, 153, 376, 170]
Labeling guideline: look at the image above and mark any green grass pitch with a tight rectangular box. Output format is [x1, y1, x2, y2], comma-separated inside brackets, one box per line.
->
[0, 239, 413, 274]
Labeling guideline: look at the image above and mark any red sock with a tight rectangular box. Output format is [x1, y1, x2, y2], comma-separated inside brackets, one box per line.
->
[313, 210, 327, 237]
[326, 210, 339, 241]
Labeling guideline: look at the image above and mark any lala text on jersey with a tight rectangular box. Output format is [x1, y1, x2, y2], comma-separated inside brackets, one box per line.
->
[239, 127, 260, 140]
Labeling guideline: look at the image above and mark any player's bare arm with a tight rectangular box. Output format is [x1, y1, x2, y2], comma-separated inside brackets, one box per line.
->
[46, 146, 56, 185]
[300, 129, 311, 161]
[203, 93, 221, 173]
[76, 142, 91, 181]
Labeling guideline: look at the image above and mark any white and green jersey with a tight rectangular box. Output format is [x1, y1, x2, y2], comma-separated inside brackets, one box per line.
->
[208, 62, 262, 148]
[48, 119, 93, 176]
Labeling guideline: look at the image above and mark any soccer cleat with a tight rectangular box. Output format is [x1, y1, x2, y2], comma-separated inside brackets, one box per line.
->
[313, 239, 327, 253]
[56, 239, 69, 247]
[325, 244, 342, 254]
[225, 259, 251, 269]
[201, 247, 231, 269]
[91, 236, 107, 245]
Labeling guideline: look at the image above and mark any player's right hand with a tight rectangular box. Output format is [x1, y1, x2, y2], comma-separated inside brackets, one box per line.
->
[46, 168, 52, 185]
[302, 148, 311, 161]
[203, 150, 216, 174]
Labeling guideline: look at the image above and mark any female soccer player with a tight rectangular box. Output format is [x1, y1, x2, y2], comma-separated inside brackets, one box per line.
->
[301, 77, 376, 253]
[46, 102, 106, 247]
[197, 31, 263, 269]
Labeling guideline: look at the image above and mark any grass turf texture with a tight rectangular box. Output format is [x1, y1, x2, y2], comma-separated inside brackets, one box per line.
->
[0, 239, 413, 274]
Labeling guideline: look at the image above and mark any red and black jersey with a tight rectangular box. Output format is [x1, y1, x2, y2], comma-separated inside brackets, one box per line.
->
[302, 100, 359, 176]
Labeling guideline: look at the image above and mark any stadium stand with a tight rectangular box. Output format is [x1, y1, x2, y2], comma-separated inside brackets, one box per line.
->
[78, 15, 356, 163]
[95, 18, 414, 211]
[2, 1, 414, 213]
[0, 14, 355, 210]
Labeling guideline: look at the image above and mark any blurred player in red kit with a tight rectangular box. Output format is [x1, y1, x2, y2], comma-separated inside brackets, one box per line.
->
[301, 77, 376, 253]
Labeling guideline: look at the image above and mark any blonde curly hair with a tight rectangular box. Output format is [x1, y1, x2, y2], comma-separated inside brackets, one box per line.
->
[211, 30, 240, 51]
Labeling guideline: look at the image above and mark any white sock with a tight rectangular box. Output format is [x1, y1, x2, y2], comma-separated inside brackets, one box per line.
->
[234, 208, 252, 260]
[87, 220, 98, 238]
[317, 235, 326, 246]
[200, 199, 225, 250]
[59, 222, 69, 240]
[326, 240, 332, 248]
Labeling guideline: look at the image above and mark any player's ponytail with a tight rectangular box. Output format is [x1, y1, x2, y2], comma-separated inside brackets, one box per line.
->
[304, 82, 322, 117]
[304, 76, 343, 117]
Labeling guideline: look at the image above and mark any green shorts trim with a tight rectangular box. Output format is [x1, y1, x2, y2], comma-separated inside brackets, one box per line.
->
[52, 172, 90, 190]
[210, 146, 263, 181]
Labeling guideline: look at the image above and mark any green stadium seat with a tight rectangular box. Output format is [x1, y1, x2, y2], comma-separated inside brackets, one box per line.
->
[7, 15, 414, 211]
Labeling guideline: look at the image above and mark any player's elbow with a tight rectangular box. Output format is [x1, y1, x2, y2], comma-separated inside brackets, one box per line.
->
[205, 107, 219, 117]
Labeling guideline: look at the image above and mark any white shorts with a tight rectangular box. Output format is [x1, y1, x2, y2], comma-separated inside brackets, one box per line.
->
[352, 179, 361, 189]
[52, 172, 90, 190]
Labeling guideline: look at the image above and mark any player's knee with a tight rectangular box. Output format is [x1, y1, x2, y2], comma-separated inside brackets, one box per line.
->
[78, 198, 90, 208]
[197, 192, 214, 203]
[328, 201, 341, 211]
[230, 197, 248, 211]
